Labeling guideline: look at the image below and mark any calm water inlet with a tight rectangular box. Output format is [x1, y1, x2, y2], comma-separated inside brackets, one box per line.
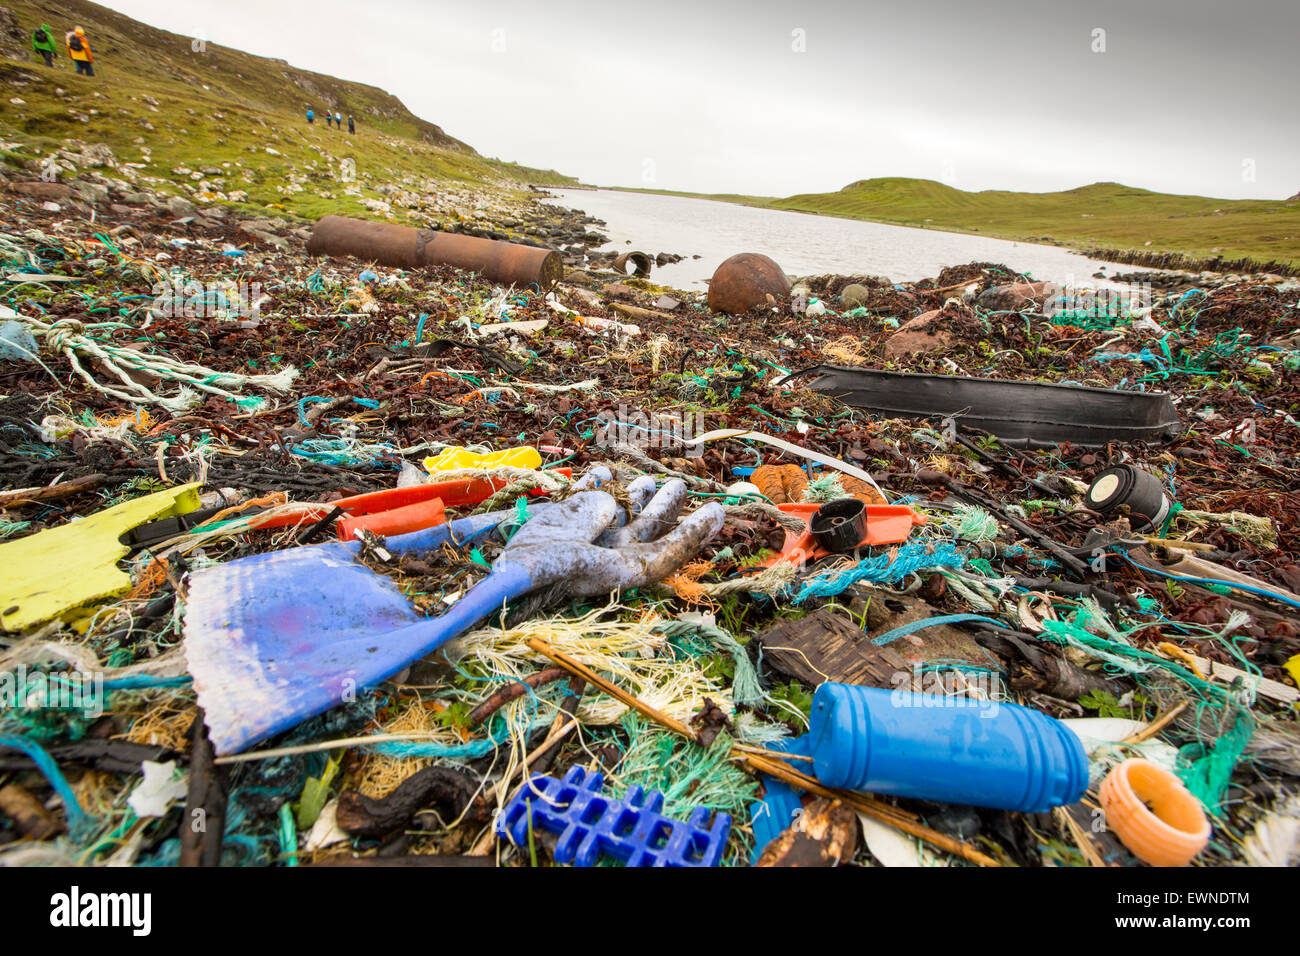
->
[546, 188, 1150, 290]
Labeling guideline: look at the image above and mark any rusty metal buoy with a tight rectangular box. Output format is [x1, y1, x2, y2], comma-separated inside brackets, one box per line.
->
[707, 253, 790, 315]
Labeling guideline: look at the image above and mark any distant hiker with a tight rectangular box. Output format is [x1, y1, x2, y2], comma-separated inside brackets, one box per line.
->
[306, 108, 314, 124]
[66, 27, 93, 76]
[32, 23, 57, 67]
[347, 114, 355, 134]
[334, 111, 342, 129]
[325, 111, 333, 128]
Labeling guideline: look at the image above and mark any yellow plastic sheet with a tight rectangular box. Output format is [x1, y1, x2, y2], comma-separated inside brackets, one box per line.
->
[422, 446, 542, 473]
[0, 483, 201, 632]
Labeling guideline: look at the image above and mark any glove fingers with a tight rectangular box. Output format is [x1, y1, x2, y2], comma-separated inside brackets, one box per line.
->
[616, 502, 725, 585]
[594, 475, 662, 546]
[571, 465, 611, 491]
[626, 475, 658, 517]
[605, 479, 687, 547]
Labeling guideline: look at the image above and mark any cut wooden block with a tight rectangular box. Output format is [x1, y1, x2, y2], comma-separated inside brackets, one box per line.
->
[1168, 649, 1298, 704]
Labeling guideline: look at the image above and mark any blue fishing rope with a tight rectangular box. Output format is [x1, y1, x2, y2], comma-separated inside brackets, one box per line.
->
[871, 613, 1009, 647]
[0, 733, 93, 836]
[1114, 552, 1300, 609]
[790, 541, 968, 604]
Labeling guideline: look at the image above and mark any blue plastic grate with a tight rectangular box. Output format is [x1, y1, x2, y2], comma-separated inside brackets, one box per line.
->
[497, 765, 732, 867]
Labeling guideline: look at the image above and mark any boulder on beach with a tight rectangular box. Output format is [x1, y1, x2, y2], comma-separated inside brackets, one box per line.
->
[882, 309, 957, 360]
[976, 281, 1054, 312]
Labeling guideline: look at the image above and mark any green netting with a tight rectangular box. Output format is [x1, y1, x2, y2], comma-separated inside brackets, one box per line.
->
[1037, 602, 1256, 812]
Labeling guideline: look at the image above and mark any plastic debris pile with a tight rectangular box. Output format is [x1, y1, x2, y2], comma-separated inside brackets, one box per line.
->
[1, 181, 1298, 869]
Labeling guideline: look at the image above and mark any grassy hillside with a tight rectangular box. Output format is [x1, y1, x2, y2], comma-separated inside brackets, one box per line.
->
[629, 178, 1300, 270]
[0, 0, 578, 221]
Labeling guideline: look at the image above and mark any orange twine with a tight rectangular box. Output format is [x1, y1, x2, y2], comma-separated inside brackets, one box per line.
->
[207, 492, 289, 526]
[128, 557, 170, 600]
[663, 559, 716, 607]
[99, 408, 155, 433]
[1157, 642, 1205, 679]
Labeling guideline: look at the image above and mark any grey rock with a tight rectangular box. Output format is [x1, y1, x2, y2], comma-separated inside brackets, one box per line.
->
[166, 195, 197, 217]
[71, 180, 111, 205]
[839, 283, 872, 308]
[242, 227, 289, 250]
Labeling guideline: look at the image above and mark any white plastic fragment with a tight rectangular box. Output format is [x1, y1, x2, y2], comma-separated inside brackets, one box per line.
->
[127, 760, 189, 818]
[857, 813, 948, 867]
[305, 799, 349, 852]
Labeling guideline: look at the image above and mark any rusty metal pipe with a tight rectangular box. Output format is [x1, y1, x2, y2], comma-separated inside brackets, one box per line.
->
[306, 215, 563, 290]
[612, 251, 652, 277]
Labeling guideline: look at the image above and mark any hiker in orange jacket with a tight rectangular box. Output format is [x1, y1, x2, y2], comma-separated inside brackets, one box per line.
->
[66, 27, 94, 76]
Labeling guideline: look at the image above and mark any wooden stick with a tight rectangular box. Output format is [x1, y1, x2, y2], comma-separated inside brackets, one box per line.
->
[609, 302, 675, 322]
[525, 637, 694, 738]
[525, 637, 1000, 867]
[530, 694, 583, 777]
[465, 667, 570, 728]
[731, 742, 814, 763]
[1122, 701, 1189, 745]
[467, 717, 579, 858]
[737, 751, 919, 826]
[0, 473, 107, 508]
[507, 718, 578, 787]
[926, 278, 983, 295]
[1054, 806, 1105, 867]
[736, 752, 1002, 866]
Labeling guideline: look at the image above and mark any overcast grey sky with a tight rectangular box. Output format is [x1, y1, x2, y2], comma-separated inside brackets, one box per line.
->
[104, 0, 1298, 199]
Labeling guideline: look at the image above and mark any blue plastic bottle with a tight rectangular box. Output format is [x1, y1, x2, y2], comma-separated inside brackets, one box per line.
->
[807, 682, 1088, 812]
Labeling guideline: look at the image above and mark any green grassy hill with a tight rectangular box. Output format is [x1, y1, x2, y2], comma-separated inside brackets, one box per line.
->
[631, 177, 1300, 270]
[0, 0, 578, 221]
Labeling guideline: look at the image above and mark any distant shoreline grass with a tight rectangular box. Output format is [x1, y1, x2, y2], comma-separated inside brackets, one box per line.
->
[599, 179, 1300, 272]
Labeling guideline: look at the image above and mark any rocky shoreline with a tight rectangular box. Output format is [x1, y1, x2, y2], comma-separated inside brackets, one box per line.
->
[1083, 246, 1300, 279]
[0, 138, 614, 270]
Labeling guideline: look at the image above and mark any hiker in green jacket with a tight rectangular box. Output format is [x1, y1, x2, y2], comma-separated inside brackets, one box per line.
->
[31, 23, 57, 67]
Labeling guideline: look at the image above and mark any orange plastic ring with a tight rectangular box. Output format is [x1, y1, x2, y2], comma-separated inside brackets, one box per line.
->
[1099, 758, 1210, 866]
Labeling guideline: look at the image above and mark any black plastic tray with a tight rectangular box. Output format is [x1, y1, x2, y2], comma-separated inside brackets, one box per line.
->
[776, 365, 1181, 447]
